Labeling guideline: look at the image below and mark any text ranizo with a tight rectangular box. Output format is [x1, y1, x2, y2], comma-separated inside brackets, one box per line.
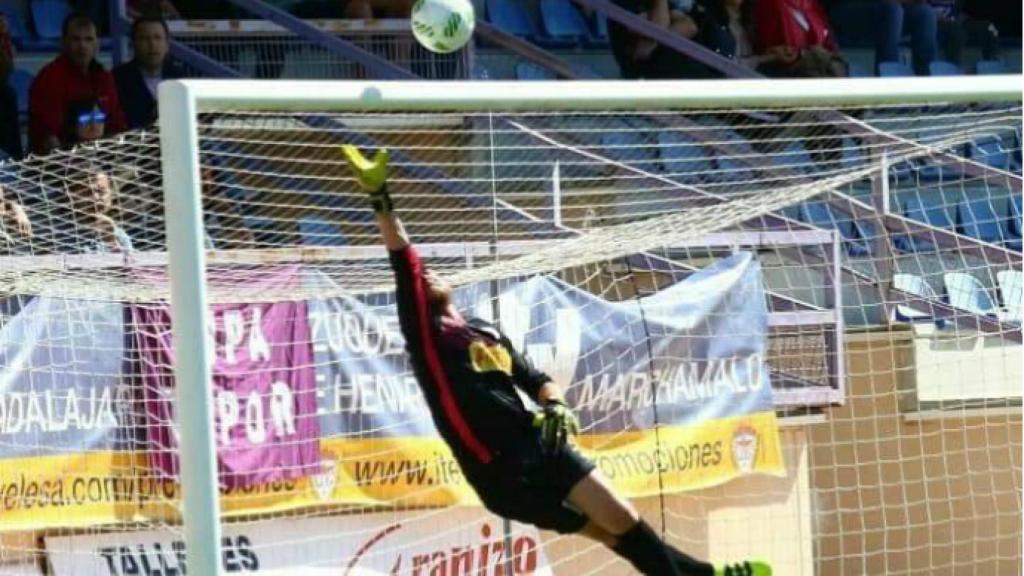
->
[388, 523, 540, 576]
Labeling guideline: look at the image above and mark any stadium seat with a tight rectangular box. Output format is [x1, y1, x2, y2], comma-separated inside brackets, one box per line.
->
[1014, 125, 1023, 172]
[975, 60, 1008, 75]
[298, 216, 346, 246]
[798, 201, 873, 256]
[878, 61, 913, 77]
[243, 215, 285, 245]
[892, 272, 942, 325]
[31, 0, 72, 40]
[956, 197, 1003, 244]
[486, 0, 538, 42]
[706, 126, 758, 185]
[0, 3, 34, 49]
[601, 128, 655, 167]
[847, 63, 871, 77]
[773, 141, 816, 174]
[7, 69, 33, 116]
[943, 272, 997, 316]
[996, 270, 1022, 322]
[515, 61, 556, 80]
[1006, 195, 1022, 251]
[968, 134, 1010, 170]
[589, 11, 609, 46]
[928, 61, 962, 76]
[538, 0, 589, 47]
[656, 130, 711, 184]
[893, 196, 953, 252]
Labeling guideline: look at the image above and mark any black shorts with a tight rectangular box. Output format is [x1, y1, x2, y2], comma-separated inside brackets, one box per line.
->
[466, 434, 596, 534]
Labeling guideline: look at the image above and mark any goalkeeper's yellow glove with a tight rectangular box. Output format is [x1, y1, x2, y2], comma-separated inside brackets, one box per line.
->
[533, 398, 580, 457]
[341, 145, 392, 214]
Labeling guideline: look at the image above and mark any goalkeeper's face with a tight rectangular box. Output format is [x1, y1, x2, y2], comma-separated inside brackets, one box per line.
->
[423, 269, 453, 313]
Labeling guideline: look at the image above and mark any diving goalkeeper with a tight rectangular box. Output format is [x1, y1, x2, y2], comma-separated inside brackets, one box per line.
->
[343, 145, 771, 576]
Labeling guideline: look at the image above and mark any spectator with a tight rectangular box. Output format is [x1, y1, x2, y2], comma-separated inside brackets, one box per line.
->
[127, 0, 181, 19]
[822, 0, 938, 76]
[693, 0, 803, 73]
[28, 12, 126, 156]
[751, 0, 848, 77]
[290, 0, 412, 19]
[608, 0, 708, 78]
[63, 98, 110, 146]
[0, 14, 22, 159]
[64, 168, 132, 252]
[929, 0, 999, 68]
[0, 183, 32, 250]
[114, 16, 184, 130]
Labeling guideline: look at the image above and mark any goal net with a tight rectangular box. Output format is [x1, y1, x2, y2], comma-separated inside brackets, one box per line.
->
[0, 78, 1019, 575]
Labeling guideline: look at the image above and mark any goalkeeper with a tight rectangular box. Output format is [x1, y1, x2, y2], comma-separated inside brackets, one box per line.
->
[343, 145, 771, 576]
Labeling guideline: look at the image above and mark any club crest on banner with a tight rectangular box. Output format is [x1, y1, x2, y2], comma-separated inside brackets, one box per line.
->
[312, 453, 339, 502]
[731, 423, 759, 473]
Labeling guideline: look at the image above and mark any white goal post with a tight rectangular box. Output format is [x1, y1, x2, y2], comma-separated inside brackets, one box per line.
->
[158, 76, 1021, 575]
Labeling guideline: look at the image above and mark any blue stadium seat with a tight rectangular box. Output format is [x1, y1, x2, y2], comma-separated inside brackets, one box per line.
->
[243, 215, 285, 245]
[486, 0, 537, 42]
[298, 216, 346, 246]
[894, 196, 953, 252]
[1014, 125, 1023, 172]
[707, 127, 758, 185]
[892, 272, 943, 325]
[928, 60, 961, 76]
[773, 142, 815, 174]
[847, 62, 872, 77]
[839, 138, 866, 169]
[656, 130, 711, 184]
[0, 3, 34, 49]
[968, 134, 1010, 170]
[799, 201, 873, 256]
[975, 60, 1008, 75]
[515, 60, 556, 80]
[1006, 195, 1022, 251]
[600, 129, 655, 168]
[997, 270, 1022, 322]
[916, 151, 967, 182]
[31, 0, 72, 40]
[944, 272, 997, 316]
[7, 69, 33, 116]
[589, 11, 608, 46]
[878, 61, 913, 77]
[956, 197, 1003, 244]
[538, 0, 588, 47]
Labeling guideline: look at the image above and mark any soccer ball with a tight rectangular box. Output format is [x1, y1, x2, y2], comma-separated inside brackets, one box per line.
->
[410, 0, 476, 54]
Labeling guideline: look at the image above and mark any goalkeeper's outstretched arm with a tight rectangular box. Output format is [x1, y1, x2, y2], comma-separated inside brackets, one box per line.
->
[340, 145, 408, 250]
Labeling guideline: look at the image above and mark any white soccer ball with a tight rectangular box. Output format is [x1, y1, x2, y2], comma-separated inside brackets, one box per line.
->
[410, 0, 476, 54]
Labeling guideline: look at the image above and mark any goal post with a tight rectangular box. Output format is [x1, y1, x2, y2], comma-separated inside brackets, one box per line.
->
[148, 75, 1022, 576]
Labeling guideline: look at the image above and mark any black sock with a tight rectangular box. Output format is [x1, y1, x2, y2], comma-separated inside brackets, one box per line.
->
[665, 543, 716, 576]
[611, 520, 709, 576]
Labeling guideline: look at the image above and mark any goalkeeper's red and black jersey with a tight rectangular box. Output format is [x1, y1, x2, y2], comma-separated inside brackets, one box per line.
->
[389, 245, 551, 466]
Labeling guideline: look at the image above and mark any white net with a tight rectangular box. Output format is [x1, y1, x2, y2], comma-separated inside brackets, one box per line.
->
[0, 84, 1020, 575]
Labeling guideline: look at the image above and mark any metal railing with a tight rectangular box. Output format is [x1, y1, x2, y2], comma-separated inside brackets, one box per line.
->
[167, 19, 470, 80]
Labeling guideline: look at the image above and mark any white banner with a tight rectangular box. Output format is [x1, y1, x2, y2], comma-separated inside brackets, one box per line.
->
[46, 509, 552, 575]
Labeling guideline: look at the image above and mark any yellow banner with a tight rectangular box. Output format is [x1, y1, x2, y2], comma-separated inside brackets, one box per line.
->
[0, 412, 782, 531]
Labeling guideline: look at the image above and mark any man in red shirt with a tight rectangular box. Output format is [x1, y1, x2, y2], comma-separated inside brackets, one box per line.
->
[28, 12, 126, 155]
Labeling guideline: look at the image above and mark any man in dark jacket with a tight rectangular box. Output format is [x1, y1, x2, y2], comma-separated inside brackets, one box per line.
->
[113, 16, 183, 130]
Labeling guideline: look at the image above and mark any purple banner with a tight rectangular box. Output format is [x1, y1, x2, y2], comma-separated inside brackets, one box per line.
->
[131, 277, 320, 488]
